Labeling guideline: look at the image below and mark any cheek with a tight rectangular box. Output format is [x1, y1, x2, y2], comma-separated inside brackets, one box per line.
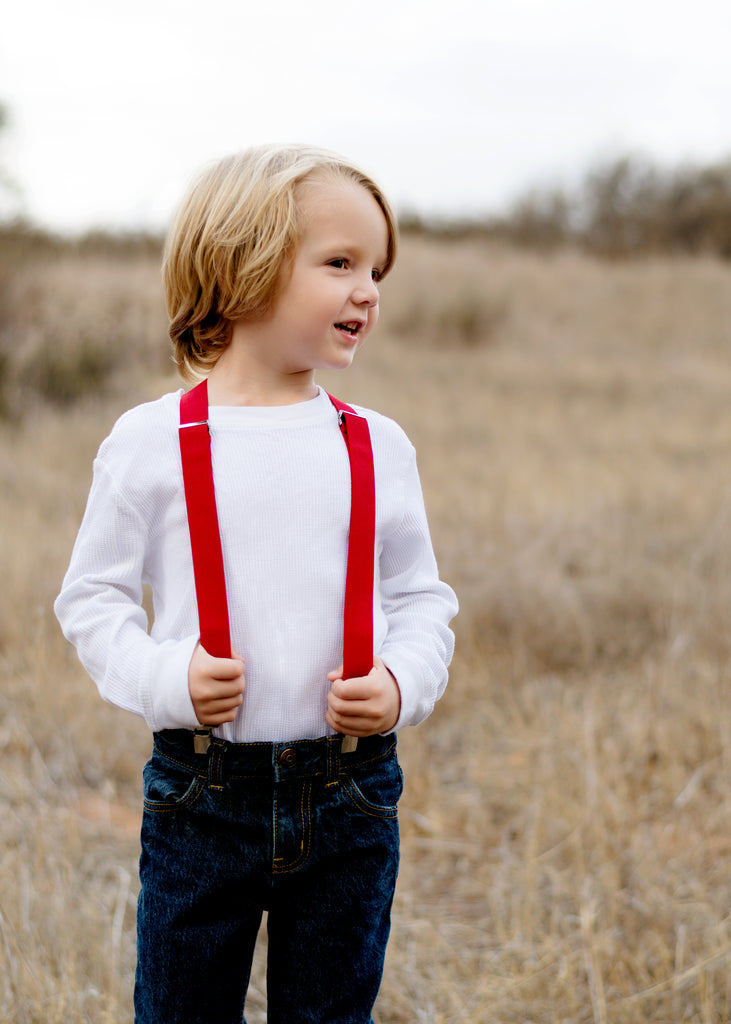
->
[367, 303, 380, 333]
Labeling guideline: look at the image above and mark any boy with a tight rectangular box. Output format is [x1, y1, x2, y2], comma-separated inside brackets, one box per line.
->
[56, 144, 457, 1023]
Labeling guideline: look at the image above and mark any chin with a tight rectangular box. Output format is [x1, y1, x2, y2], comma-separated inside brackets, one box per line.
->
[323, 349, 359, 371]
[332, 354, 358, 370]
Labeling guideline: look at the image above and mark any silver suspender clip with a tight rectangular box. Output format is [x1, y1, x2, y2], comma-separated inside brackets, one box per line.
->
[193, 727, 212, 754]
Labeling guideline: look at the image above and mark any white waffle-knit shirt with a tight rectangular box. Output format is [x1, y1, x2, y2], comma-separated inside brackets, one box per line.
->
[55, 387, 458, 742]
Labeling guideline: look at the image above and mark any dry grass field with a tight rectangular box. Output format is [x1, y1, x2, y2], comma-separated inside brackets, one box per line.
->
[1, 233, 730, 1022]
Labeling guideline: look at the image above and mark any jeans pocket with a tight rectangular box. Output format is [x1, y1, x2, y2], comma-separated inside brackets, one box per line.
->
[142, 754, 205, 813]
[341, 750, 404, 820]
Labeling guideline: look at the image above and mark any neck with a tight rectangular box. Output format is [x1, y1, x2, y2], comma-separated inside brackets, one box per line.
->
[206, 344, 318, 407]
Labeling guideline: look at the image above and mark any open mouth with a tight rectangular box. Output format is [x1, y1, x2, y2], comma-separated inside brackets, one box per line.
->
[335, 321, 362, 336]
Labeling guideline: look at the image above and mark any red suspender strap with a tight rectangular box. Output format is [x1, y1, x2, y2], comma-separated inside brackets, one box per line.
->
[326, 394, 376, 682]
[179, 379, 232, 659]
[178, 382, 375, 709]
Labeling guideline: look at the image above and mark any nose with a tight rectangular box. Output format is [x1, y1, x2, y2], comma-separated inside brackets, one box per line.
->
[353, 273, 379, 307]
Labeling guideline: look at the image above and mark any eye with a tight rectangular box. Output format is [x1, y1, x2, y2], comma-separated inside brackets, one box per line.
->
[371, 268, 383, 283]
[328, 258, 348, 269]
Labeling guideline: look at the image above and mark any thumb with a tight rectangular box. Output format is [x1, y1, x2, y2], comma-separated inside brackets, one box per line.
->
[327, 664, 344, 682]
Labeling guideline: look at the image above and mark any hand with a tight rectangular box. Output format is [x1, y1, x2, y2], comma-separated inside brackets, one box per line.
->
[188, 643, 245, 726]
[326, 657, 401, 737]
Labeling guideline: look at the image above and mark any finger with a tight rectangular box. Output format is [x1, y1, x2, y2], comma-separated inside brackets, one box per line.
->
[196, 688, 244, 714]
[205, 655, 245, 681]
[329, 678, 375, 701]
[328, 704, 380, 729]
[197, 677, 246, 701]
[198, 707, 241, 726]
[329, 686, 393, 722]
[327, 664, 344, 682]
[206, 695, 245, 715]
[325, 707, 363, 734]
[206, 693, 244, 713]
[327, 691, 375, 720]
[325, 709, 374, 737]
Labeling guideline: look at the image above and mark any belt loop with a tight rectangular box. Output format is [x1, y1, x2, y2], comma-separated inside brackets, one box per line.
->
[325, 737, 340, 787]
[207, 739, 225, 790]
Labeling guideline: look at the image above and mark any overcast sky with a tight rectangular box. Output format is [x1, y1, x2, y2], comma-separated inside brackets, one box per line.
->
[2, 0, 731, 233]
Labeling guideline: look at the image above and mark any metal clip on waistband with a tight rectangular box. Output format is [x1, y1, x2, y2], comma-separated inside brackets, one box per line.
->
[193, 726, 212, 754]
[192, 727, 355, 756]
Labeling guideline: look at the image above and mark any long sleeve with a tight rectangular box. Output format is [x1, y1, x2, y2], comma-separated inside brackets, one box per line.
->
[55, 456, 201, 732]
[374, 444, 458, 730]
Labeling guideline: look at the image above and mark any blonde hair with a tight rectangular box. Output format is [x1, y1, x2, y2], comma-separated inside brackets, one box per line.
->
[162, 144, 398, 380]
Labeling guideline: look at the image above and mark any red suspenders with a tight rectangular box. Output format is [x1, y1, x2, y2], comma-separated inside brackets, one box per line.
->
[179, 381, 232, 660]
[179, 379, 375, 752]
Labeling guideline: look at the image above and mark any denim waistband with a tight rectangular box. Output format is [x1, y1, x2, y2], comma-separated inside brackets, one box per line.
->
[153, 730, 396, 785]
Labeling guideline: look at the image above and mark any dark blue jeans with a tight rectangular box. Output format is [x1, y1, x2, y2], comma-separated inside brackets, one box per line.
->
[134, 730, 402, 1024]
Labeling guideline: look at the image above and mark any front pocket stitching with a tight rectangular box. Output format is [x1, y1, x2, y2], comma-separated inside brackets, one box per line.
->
[143, 774, 205, 814]
[340, 776, 400, 820]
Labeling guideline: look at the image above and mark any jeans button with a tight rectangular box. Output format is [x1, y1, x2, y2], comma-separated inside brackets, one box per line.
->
[280, 747, 297, 767]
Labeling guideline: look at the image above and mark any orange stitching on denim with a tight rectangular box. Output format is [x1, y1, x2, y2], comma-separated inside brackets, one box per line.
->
[337, 741, 397, 785]
[340, 777, 399, 820]
[153, 748, 206, 778]
[273, 780, 313, 874]
[209, 745, 225, 790]
[143, 776, 206, 815]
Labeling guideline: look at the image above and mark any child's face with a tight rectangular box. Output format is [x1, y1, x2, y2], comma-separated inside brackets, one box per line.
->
[255, 176, 389, 375]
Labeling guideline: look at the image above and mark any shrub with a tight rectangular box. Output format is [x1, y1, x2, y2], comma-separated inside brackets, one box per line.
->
[0, 233, 169, 417]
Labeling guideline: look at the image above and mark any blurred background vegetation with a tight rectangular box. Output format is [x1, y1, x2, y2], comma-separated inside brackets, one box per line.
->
[3, 90, 731, 418]
[3, 141, 731, 414]
[404, 153, 731, 258]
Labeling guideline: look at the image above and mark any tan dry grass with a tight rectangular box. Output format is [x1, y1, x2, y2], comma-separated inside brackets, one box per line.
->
[1, 237, 730, 1021]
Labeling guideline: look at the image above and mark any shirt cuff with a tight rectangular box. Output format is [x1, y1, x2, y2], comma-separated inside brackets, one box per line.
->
[146, 634, 201, 732]
[378, 650, 425, 733]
